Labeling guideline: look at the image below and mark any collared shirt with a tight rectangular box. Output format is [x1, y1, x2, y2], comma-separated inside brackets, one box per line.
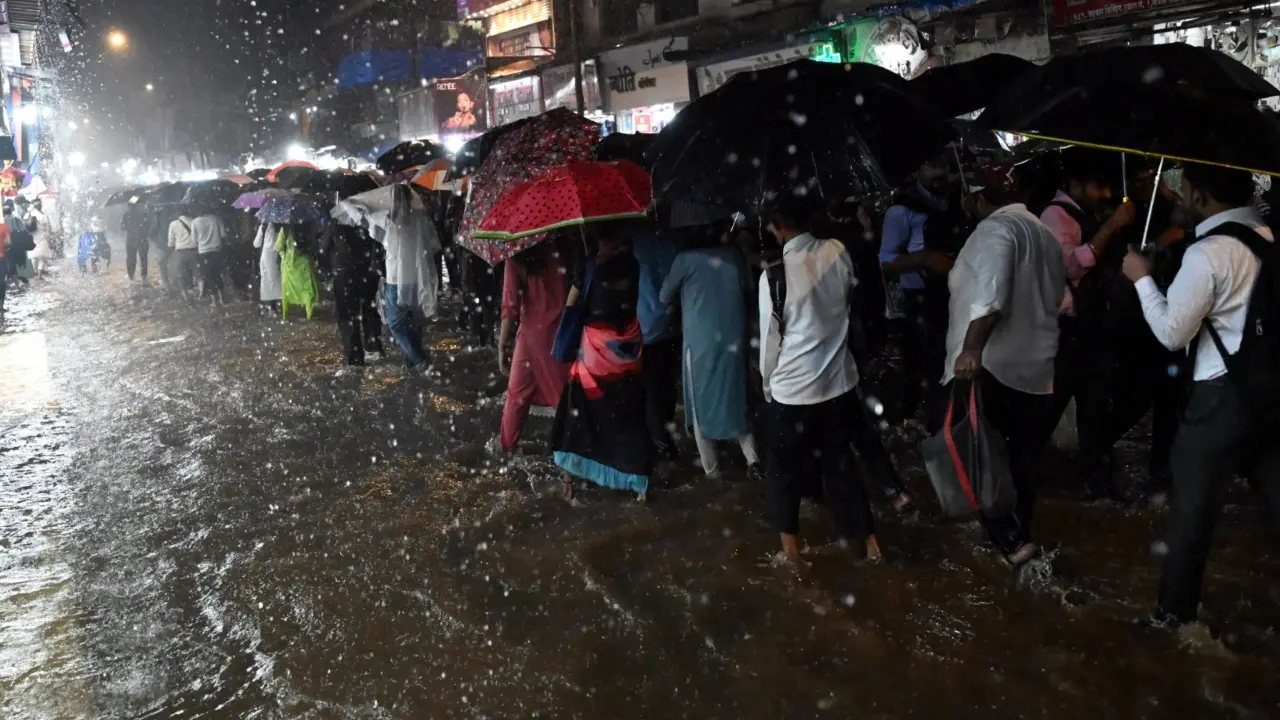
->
[168, 216, 196, 250]
[758, 232, 860, 406]
[878, 183, 941, 291]
[1039, 190, 1099, 315]
[944, 204, 1066, 395]
[192, 214, 227, 254]
[1134, 207, 1272, 382]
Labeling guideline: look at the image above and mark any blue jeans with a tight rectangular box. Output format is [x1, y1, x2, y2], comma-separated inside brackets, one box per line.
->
[384, 283, 428, 367]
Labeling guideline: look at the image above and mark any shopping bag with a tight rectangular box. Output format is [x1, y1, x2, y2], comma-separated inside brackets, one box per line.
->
[919, 380, 1017, 518]
[551, 258, 594, 363]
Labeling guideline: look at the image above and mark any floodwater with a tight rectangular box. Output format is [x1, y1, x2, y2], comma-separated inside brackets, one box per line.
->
[2, 241, 1279, 720]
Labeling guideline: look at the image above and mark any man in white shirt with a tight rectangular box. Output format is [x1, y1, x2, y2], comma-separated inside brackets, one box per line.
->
[946, 163, 1066, 569]
[758, 192, 881, 565]
[1122, 162, 1280, 627]
[192, 211, 228, 304]
[167, 212, 199, 300]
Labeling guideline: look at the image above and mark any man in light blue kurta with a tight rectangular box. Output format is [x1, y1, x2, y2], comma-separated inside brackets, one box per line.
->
[660, 243, 761, 479]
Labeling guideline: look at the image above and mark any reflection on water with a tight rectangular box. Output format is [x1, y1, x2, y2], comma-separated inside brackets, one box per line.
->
[0, 266, 1277, 718]
[0, 333, 52, 416]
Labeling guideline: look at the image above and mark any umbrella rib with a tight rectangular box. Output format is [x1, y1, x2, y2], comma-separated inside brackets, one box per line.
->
[1004, 130, 1280, 177]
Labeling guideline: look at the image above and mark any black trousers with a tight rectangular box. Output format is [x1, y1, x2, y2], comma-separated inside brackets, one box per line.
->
[900, 289, 949, 424]
[961, 369, 1057, 555]
[766, 389, 875, 540]
[1159, 380, 1280, 622]
[334, 270, 384, 365]
[850, 387, 907, 498]
[1050, 316, 1118, 495]
[125, 235, 149, 280]
[199, 251, 224, 294]
[643, 337, 681, 455]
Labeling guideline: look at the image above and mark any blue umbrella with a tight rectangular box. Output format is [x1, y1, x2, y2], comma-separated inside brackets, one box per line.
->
[257, 193, 325, 225]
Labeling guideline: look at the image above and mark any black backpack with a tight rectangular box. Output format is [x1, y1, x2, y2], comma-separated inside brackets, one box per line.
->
[1200, 222, 1280, 411]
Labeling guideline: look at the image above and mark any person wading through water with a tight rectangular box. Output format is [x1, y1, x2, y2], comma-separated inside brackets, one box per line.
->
[1122, 162, 1280, 628]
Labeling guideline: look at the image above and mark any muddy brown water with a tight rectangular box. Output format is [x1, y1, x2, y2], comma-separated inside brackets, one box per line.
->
[2, 248, 1278, 719]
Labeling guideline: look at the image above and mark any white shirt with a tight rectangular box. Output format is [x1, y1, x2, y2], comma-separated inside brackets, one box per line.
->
[168, 216, 196, 250]
[944, 204, 1066, 394]
[191, 214, 227, 254]
[1135, 207, 1271, 381]
[757, 233, 860, 406]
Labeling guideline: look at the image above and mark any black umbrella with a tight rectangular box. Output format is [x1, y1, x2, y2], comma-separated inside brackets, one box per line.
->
[137, 182, 191, 207]
[445, 114, 538, 181]
[979, 47, 1280, 176]
[274, 165, 318, 190]
[104, 186, 147, 207]
[911, 54, 1035, 118]
[982, 85, 1280, 176]
[376, 139, 447, 174]
[182, 179, 241, 206]
[595, 132, 656, 167]
[247, 168, 271, 181]
[648, 60, 955, 213]
[993, 44, 1277, 105]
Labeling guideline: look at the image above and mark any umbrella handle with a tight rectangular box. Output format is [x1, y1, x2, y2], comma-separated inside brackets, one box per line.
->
[1139, 157, 1165, 251]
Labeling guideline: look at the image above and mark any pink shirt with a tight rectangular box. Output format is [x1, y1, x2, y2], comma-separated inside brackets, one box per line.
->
[1039, 190, 1098, 315]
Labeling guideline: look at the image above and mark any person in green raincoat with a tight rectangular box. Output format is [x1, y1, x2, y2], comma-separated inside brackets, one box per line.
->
[275, 225, 319, 320]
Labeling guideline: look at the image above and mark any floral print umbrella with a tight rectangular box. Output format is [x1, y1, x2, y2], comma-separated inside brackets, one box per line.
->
[474, 160, 650, 241]
[457, 109, 601, 265]
[257, 193, 325, 225]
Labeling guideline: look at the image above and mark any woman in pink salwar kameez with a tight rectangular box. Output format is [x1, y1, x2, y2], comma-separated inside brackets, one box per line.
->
[497, 241, 573, 452]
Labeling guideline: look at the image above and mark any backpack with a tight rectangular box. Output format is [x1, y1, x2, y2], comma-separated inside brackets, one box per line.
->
[1198, 221, 1280, 411]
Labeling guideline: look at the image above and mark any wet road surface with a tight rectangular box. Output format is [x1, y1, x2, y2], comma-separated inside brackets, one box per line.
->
[2, 250, 1279, 719]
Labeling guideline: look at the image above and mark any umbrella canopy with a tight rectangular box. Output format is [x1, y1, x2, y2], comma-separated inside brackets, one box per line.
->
[411, 158, 460, 191]
[979, 47, 1280, 176]
[247, 168, 271, 181]
[595, 132, 656, 167]
[266, 160, 319, 183]
[233, 187, 291, 210]
[138, 182, 191, 207]
[474, 160, 651, 241]
[274, 164, 319, 190]
[182, 179, 242, 206]
[446, 115, 539, 181]
[376, 139, 447, 174]
[104, 186, 149, 207]
[648, 60, 956, 214]
[221, 174, 255, 185]
[911, 54, 1036, 118]
[456, 109, 601, 265]
[258, 193, 325, 224]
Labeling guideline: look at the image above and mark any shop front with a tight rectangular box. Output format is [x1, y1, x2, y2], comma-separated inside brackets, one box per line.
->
[598, 37, 692, 135]
[542, 61, 605, 118]
[489, 75, 542, 126]
[695, 32, 843, 96]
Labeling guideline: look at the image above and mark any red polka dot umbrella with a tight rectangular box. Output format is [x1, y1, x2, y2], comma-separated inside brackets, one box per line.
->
[474, 160, 651, 242]
[457, 108, 601, 264]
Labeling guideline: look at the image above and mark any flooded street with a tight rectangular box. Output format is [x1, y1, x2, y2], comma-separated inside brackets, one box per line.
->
[2, 249, 1279, 719]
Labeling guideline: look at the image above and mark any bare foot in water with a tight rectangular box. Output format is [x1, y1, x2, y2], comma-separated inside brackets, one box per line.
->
[1006, 542, 1040, 569]
[865, 535, 883, 563]
[559, 472, 574, 502]
[890, 492, 915, 514]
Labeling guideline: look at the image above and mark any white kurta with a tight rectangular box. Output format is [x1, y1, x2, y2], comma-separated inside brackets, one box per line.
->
[27, 209, 53, 260]
[254, 222, 283, 302]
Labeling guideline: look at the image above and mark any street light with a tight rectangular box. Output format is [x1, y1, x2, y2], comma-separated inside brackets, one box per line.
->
[145, 83, 154, 92]
[107, 29, 128, 51]
[69, 152, 85, 167]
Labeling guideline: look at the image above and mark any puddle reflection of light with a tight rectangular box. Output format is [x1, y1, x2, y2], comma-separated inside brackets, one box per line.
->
[0, 332, 53, 413]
